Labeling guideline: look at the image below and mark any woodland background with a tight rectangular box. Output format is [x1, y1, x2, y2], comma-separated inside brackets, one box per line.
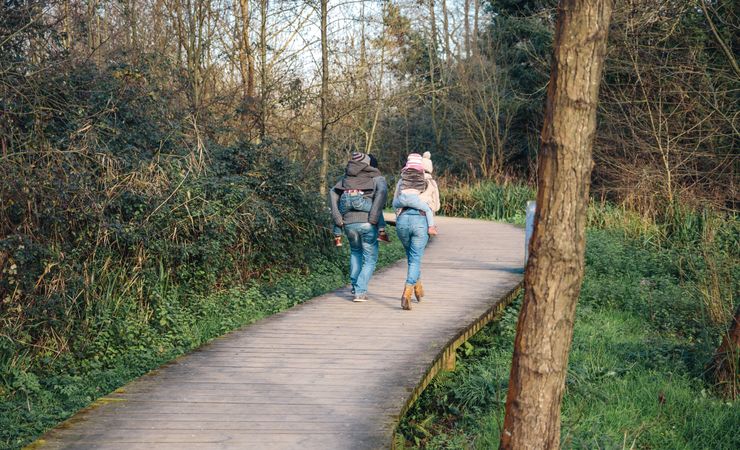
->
[0, 0, 737, 447]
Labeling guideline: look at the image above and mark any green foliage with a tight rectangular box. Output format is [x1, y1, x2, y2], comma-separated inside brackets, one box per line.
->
[439, 181, 535, 224]
[396, 185, 739, 449]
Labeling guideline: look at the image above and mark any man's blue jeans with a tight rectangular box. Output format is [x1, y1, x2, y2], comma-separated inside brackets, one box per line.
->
[344, 222, 379, 295]
[395, 210, 429, 285]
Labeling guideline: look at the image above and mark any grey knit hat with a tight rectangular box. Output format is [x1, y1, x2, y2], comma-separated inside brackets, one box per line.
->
[351, 152, 371, 165]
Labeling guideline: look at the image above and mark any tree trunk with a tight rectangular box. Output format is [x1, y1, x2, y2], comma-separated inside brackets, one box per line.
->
[464, 0, 471, 59]
[472, 0, 479, 58]
[319, 0, 329, 196]
[238, 0, 255, 100]
[711, 304, 740, 400]
[87, 0, 98, 54]
[428, 0, 442, 149]
[500, 1, 613, 449]
[259, 0, 268, 139]
[441, 0, 451, 63]
[365, 2, 386, 155]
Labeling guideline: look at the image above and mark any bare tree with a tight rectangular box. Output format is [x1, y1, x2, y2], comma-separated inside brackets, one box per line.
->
[238, 0, 256, 100]
[319, 0, 329, 195]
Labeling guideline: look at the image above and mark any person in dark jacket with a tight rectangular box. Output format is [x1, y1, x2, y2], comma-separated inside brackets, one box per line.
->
[331, 153, 390, 245]
[328, 152, 388, 302]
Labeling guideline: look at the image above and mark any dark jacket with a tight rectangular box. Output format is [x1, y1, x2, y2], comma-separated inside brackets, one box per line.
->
[341, 161, 382, 191]
[400, 168, 427, 192]
[329, 176, 388, 226]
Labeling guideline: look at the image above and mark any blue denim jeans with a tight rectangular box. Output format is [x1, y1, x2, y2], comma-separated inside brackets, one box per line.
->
[333, 192, 387, 236]
[344, 222, 379, 295]
[395, 210, 429, 285]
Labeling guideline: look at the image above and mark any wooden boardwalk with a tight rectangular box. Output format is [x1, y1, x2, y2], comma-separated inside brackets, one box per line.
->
[30, 216, 524, 450]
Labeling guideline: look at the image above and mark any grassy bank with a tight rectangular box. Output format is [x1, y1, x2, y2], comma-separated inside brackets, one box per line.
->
[1, 231, 406, 449]
[397, 182, 738, 449]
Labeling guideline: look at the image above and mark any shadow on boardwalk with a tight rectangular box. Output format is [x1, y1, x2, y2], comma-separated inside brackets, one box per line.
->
[30, 216, 524, 450]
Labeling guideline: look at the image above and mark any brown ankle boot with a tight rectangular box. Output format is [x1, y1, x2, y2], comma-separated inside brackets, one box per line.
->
[401, 285, 413, 310]
[414, 281, 424, 302]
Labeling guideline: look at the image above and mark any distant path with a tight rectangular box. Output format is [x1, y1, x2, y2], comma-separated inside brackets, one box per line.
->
[30, 216, 524, 450]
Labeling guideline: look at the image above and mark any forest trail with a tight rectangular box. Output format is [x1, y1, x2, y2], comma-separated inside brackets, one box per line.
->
[30, 216, 524, 450]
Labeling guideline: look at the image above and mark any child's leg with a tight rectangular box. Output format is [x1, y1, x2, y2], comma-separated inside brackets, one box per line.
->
[395, 194, 435, 227]
[332, 193, 351, 246]
[348, 194, 373, 213]
[338, 192, 350, 215]
[377, 212, 387, 230]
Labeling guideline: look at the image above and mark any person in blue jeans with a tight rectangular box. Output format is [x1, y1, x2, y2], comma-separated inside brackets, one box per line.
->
[328, 153, 388, 302]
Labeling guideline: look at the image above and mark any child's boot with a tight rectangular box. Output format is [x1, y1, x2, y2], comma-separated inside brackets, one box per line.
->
[378, 229, 391, 243]
[333, 236, 343, 247]
[401, 284, 413, 310]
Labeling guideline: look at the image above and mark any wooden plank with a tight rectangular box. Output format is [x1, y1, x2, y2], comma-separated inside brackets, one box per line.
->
[29, 216, 524, 450]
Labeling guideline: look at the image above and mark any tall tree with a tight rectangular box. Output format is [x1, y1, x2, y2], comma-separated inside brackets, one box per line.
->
[258, 0, 268, 139]
[319, 0, 329, 195]
[463, 0, 471, 58]
[238, 0, 255, 100]
[500, 1, 614, 448]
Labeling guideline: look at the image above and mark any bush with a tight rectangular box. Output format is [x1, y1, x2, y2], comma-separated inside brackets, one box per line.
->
[0, 61, 337, 385]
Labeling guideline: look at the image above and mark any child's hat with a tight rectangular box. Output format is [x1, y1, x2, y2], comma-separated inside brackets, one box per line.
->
[406, 153, 423, 165]
[422, 151, 433, 174]
[403, 153, 424, 172]
[351, 152, 370, 165]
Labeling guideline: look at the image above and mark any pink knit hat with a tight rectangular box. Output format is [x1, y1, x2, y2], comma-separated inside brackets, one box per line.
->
[403, 153, 424, 172]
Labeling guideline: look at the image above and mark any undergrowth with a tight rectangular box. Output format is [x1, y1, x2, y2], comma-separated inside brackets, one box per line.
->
[397, 182, 738, 449]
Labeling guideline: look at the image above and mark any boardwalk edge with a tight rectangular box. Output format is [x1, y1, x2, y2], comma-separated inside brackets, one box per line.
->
[390, 281, 523, 449]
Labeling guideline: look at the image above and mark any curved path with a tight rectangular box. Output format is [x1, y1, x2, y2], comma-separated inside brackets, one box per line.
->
[31, 216, 524, 450]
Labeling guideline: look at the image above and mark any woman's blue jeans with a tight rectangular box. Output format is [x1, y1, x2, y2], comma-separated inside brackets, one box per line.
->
[344, 222, 379, 295]
[395, 210, 429, 285]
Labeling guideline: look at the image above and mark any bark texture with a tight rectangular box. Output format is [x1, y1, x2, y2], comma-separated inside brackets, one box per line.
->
[711, 304, 740, 399]
[500, 1, 614, 449]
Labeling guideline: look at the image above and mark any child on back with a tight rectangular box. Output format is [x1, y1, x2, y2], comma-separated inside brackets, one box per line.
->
[393, 153, 438, 235]
[332, 152, 390, 246]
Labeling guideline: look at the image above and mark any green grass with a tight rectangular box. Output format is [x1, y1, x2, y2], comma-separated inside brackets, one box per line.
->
[439, 181, 535, 225]
[0, 228, 406, 450]
[396, 224, 739, 449]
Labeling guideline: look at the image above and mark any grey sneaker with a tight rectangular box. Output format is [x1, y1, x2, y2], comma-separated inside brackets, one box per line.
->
[353, 293, 368, 302]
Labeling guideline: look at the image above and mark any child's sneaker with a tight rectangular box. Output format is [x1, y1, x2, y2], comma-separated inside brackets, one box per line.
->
[428, 226, 438, 236]
[333, 236, 343, 247]
[378, 229, 391, 243]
